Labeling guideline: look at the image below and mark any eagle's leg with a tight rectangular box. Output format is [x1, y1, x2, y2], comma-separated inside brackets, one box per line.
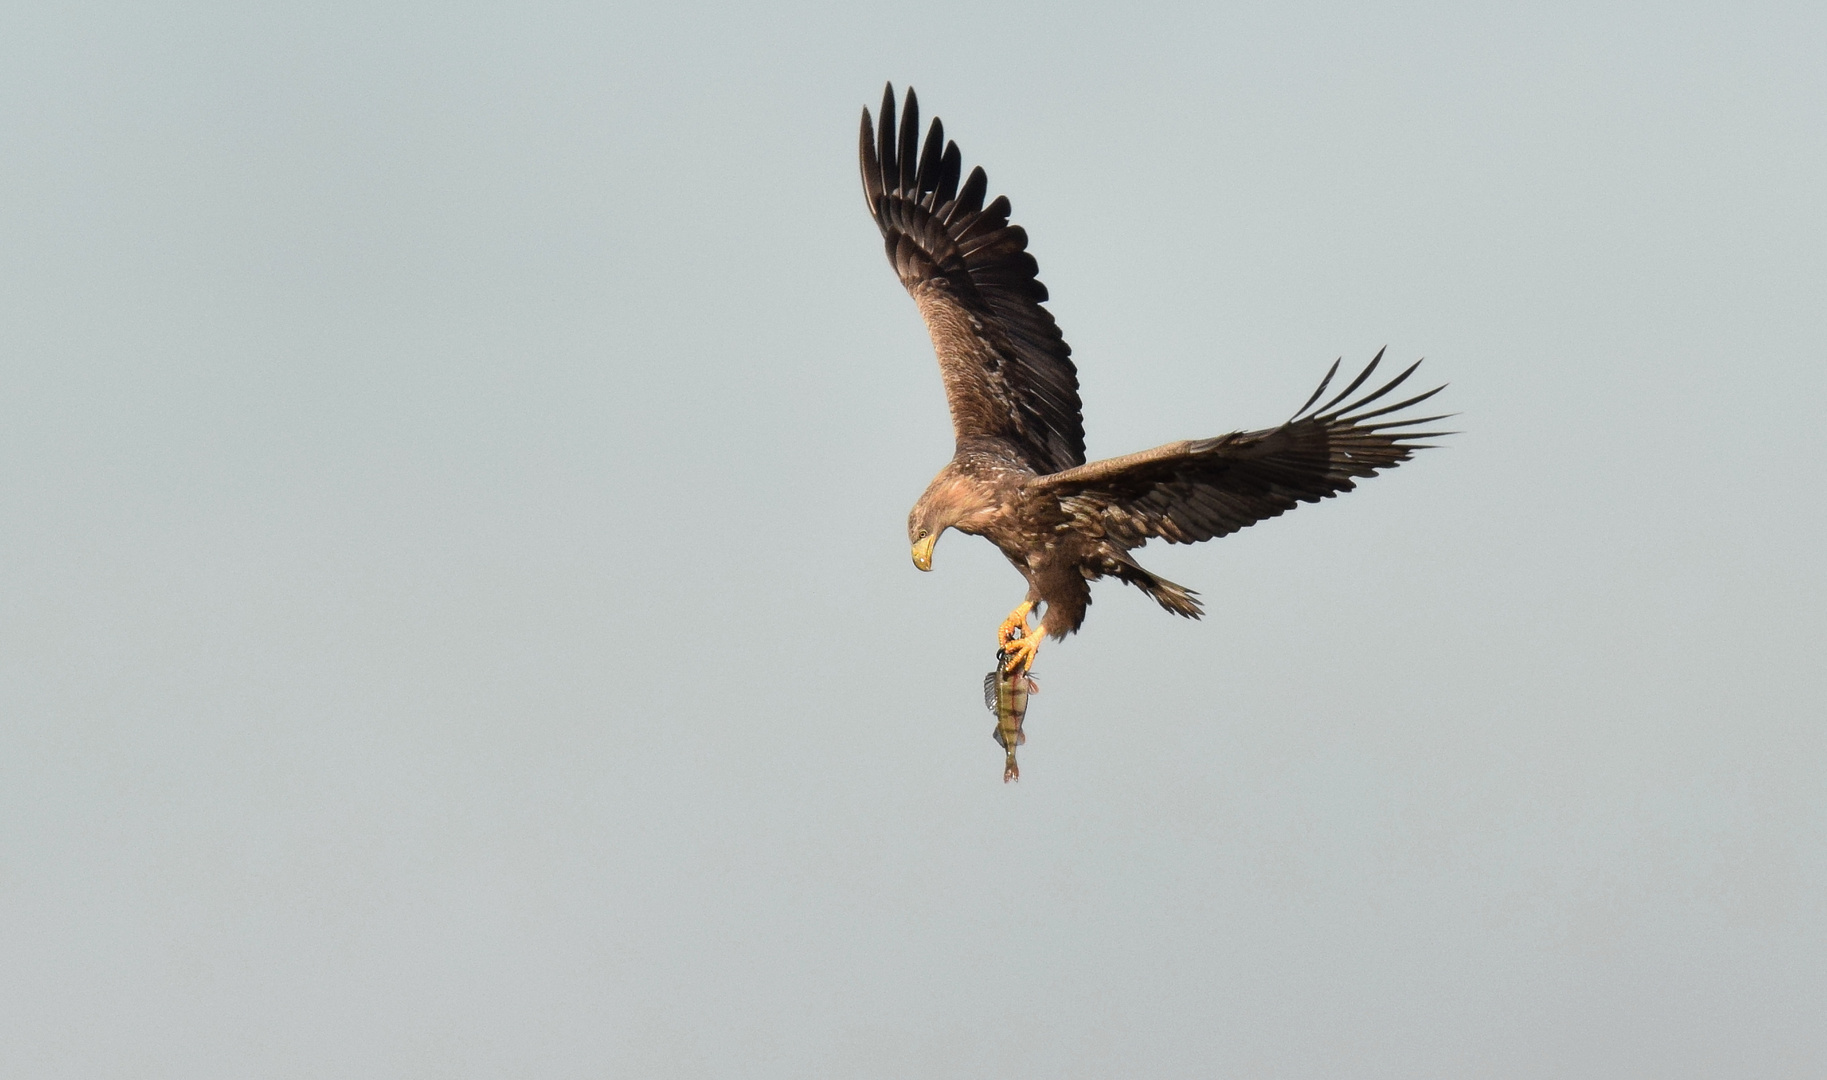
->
[996, 600, 1035, 651]
[997, 601, 1042, 675]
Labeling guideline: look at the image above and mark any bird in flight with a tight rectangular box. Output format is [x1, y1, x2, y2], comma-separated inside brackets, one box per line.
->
[860, 84, 1448, 676]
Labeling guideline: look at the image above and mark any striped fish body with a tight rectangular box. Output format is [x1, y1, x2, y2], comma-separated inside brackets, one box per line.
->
[983, 666, 1036, 782]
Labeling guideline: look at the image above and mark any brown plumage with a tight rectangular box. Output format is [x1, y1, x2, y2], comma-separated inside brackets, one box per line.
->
[862, 84, 1449, 673]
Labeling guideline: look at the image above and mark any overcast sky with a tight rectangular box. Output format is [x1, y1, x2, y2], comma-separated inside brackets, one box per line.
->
[3, 2, 1824, 1077]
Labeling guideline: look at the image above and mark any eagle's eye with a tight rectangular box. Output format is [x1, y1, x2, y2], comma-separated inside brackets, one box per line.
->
[918, 528, 929, 538]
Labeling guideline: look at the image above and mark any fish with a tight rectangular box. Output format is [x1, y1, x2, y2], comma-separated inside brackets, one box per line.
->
[983, 660, 1039, 782]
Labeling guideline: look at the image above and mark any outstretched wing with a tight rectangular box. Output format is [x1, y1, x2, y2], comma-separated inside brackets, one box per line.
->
[1032, 352, 1449, 547]
[860, 84, 1084, 475]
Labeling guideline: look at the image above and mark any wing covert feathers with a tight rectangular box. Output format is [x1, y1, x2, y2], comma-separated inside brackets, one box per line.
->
[1036, 352, 1450, 547]
[861, 84, 1085, 474]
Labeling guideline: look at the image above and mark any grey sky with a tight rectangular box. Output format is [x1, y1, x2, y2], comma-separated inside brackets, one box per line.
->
[2, 2, 1824, 1076]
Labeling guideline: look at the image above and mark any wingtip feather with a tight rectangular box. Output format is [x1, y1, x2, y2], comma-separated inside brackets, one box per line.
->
[1292, 358, 1343, 420]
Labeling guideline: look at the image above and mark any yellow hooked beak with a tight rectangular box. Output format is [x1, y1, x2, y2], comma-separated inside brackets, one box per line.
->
[911, 532, 937, 571]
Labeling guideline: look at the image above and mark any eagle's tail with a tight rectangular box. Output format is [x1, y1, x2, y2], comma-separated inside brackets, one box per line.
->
[1112, 559, 1203, 619]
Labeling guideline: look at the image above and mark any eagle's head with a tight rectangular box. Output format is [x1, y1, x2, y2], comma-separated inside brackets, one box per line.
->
[908, 468, 997, 571]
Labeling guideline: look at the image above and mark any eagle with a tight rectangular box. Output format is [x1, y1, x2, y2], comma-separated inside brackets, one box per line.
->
[861, 85, 1448, 676]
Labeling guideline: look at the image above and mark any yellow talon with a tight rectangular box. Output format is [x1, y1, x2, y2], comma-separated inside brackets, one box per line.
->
[996, 600, 1035, 651]
[999, 627, 1042, 676]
